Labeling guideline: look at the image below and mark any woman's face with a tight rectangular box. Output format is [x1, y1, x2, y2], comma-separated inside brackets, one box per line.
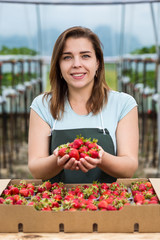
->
[59, 37, 99, 92]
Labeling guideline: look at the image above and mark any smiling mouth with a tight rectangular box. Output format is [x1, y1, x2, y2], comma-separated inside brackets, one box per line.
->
[71, 73, 86, 77]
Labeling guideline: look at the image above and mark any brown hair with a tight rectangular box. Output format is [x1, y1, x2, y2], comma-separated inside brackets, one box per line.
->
[44, 26, 109, 120]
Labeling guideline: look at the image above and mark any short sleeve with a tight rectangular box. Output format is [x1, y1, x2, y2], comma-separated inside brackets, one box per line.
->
[118, 93, 138, 121]
[30, 94, 53, 127]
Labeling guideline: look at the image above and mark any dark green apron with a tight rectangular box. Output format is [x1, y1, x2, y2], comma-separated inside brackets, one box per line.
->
[49, 127, 117, 184]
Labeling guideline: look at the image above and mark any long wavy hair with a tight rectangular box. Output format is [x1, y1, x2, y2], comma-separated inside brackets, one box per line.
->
[44, 26, 110, 120]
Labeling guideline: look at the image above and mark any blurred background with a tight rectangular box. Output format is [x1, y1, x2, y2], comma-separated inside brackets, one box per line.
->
[0, 0, 160, 179]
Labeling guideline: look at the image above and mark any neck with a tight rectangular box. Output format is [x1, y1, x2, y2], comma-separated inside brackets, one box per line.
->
[68, 90, 91, 116]
[68, 85, 92, 104]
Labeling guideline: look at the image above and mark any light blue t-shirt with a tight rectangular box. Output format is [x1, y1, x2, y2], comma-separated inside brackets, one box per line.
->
[30, 90, 137, 152]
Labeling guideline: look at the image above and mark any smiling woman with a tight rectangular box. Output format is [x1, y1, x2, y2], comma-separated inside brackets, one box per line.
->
[28, 26, 139, 184]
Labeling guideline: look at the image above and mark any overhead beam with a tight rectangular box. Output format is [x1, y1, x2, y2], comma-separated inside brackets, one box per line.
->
[0, 0, 159, 5]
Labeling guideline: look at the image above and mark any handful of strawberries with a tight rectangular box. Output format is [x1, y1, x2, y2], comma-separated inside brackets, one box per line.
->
[57, 135, 100, 161]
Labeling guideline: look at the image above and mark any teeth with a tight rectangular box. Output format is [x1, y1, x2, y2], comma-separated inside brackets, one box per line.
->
[72, 74, 84, 77]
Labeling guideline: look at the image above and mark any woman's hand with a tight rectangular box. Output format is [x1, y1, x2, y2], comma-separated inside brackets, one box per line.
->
[77, 145, 104, 173]
[53, 148, 80, 171]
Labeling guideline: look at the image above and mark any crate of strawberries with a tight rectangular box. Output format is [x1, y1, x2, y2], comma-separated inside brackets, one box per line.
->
[0, 178, 160, 233]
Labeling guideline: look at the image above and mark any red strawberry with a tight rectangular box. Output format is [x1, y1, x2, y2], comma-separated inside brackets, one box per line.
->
[69, 148, 79, 160]
[73, 199, 82, 209]
[88, 194, 97, 200]
[52, 188, 62, 195]
[73, 137, 84, 149]
[79, 146, 89, 153]
[132, 190, 139, 196]
[51, 201, 60, 208]
[106, 205, 117, 211]
[16, 199, 25, 205]
[86, 203, 97, 211]
[100, 183, 109, 190]
[98, 200, 108, 209]
[5, 196, 15, 204]
[113, 190, 119, 196]
[58, 147, 68, 157]
[42, 206, 52, 211]
[28, 188, 34, 196]
[68, 208, 77, 211]
[4, 198, 14, 205]
[88, 149, 99, 158]
[19, 180, 27, 188]
[52, 182, 59, 188]
[27, 202, 34, 206]
[19, 188, 29, 197]
[2, 189, 10, 196]
[143, 199, 150, 204]
[80, 152, 88, 158]
[37, 186, 46, 193]
[139, 183, 146, 192]
[0, 197, 4, 204]
[64, 194, 74, 201]
[134, 194, 145, 204]
[27, 183, 35, 190]
[149, 200, 158, 204]
[145, 181, 152, 188]
[9, 187, 19, 195]
[42, 192, 50, 199]
[88, 141, 98, 149]
[110, 182, 120, 190]
[44, 181, 52, 190]
[150, 196, 159, 203]
[13, 194, 20, 202]
[106, 197, 114, 204]
[68, 142, 73, 147]
[84, 139, 91, 147]
[53, 194, 62, 202]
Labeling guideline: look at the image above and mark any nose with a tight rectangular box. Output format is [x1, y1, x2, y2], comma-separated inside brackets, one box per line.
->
[72, 56, 82, 68]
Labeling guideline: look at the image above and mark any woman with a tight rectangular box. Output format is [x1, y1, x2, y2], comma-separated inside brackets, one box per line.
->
[28, 26, 139, 183]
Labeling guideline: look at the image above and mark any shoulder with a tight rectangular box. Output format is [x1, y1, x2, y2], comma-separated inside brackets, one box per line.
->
[108, 90, 137, 107]
[30, 93, 53, 127]
[108, 90, 136, 103]
[107, 90, 137, 121]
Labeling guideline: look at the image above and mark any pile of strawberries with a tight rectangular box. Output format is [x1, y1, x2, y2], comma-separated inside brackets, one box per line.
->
[58, 135, 100, 160]
[0, 180, 159, 211]
[131, 181, 159, 205]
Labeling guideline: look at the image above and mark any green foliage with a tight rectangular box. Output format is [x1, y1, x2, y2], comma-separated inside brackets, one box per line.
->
[123, 69, 156, 89]
[105, 63, 117, 90]
[2, 72, 37, 87]
[0, 45, 37, 56]
[131, 45, 157, 54]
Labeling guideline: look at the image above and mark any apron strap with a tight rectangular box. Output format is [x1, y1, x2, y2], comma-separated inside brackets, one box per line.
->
[50, 119, 57, 135]
[100, 111, 106, 135]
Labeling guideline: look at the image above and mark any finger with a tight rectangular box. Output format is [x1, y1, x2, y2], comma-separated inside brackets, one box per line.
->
[53, 148, 59, 157]
[64, 158, 76, 170]
[77, 161, 88, 173]
[83, 156, 100, 166]
[70, 160, 79, 171]
[57, 154, 69, 166]
[97, 145, 104, 159]
[80, 158, 97, 170]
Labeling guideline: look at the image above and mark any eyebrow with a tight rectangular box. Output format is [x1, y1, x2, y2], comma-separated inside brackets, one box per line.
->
[62, 51, 92, 55]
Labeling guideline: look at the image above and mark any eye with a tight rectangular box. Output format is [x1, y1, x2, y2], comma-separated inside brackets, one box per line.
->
[82, 54, 90, 59]
[63, 55, 72, 60]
